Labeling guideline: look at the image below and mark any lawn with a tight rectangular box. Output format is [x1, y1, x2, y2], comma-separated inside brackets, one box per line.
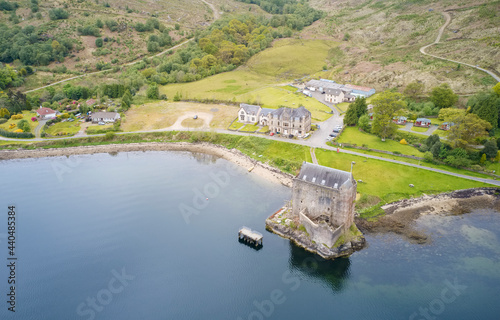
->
[258, 126, 269, 133]
[122, 102, 237, 132]
[315, 148, 488, 204]
[45, 122, 81, 136]
[336, 102, 350, 113]
[240, 124, 260, 132]
[0, 111, 38, 133]
[411, 126, 430, 133]
[229, 122, 245, 130]
[337, 126, 424, 157]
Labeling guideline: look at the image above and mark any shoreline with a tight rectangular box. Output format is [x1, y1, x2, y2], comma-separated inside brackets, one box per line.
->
[356, 187, 500, 243]
[0, 142, 294, 187]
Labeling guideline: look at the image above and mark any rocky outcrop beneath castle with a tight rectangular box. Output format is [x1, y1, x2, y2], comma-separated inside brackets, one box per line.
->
[266, 208, 366, 260]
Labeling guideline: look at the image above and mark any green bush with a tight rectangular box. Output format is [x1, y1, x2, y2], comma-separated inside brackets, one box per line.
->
[0, 128, 34, 138]
[0, 118, 7, 124]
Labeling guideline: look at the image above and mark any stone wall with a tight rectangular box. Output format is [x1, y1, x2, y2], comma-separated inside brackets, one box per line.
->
[299, 211, 343, 248]
[291, 179, 356, 228]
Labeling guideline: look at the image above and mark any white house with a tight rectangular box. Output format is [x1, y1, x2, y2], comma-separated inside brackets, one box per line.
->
[36, 107, 58, 120]
[325, 88, 345, 104]
[91, 112, 120, 123]
[258, 108, 274, 126]
[238, 103, 261, 124]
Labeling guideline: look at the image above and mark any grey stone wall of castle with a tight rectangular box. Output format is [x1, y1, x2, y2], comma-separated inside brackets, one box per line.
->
[291, 163, 356, 231]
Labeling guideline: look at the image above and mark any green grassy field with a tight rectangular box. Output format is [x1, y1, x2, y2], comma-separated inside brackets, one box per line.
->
[159, 39, 337, 122]
[246, 39, 339, 78]
[45, 122, 81, 136]
[338, 126, 424, 157]
[315, 148, 488, 204]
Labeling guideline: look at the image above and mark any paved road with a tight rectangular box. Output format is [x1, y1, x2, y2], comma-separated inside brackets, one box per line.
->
[420, 11, 500, 83]
[2, 123, 499, 186]
[398, 122, 439, 136]
[34, 120, 47, 138]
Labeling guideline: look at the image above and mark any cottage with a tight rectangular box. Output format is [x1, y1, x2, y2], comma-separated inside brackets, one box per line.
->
[91, 112, 120, 123]
[439, 122, 454, 131]
[238, 103, 261, 124]
[291, 162, 357, 247]
[415, 118, 431, 127]
[36, 107, 58, 120]
[393, 116, 407, 125]
[268, 106, 311, 136]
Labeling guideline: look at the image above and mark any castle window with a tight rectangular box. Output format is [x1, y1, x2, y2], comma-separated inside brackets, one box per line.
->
[312, 177, 316, 183]
[302, 175, 307, 181]
[321, 180, 325, 185]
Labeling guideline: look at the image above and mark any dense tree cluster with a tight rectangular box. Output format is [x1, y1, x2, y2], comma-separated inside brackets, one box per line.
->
[0, 24, 73, 65]
[236, 0, 324, 30]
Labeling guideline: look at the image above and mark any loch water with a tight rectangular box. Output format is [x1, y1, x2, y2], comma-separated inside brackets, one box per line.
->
[0, 151, 499, 320]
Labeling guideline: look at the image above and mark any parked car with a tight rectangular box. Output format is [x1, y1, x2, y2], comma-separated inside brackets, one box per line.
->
[333, 128, 340, 133]
[193, 115, 198, 119]
[269, 132, 274, 136]
[98, 121, 105, 125]
[329, 132, 337, 137]
[68, 118, 75, 122]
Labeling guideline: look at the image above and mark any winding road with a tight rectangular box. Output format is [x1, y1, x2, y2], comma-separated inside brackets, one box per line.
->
[420, 11, 500, 83]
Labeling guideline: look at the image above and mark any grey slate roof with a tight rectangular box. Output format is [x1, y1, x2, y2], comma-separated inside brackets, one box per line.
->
[260, 108, 274, 117]
[326, 88, 342, 96]
[305, 80, 344, 90]
[240, 103, 261, 116]
[270, 106, 311, 120]
[296, 162, 353, 189]
[91, 112, 120, 119]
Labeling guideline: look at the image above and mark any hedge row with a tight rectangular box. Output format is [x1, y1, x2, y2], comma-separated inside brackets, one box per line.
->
[0, 128, 34, 139]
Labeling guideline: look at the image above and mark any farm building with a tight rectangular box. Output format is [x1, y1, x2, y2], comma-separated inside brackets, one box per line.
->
[343, 84, 376, 97]
[415, 118, 431, 127]
[291, 162, 357, 247]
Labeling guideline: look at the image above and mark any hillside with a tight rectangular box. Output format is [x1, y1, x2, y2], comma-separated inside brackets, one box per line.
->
[0, 0, 265, 78]
[303, 0, 500, 95]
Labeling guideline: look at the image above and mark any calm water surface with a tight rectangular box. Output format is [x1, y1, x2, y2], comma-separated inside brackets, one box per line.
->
[0, 151, 499, 320]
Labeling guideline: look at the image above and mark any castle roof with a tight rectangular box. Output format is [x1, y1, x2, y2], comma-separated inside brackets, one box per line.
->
[296, 162, 353, 189]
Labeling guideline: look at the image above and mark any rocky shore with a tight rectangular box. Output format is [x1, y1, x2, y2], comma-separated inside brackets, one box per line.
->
[265, 207, 366, 260]
[356, 187, 500, 244]
[0, 142, 294, 187]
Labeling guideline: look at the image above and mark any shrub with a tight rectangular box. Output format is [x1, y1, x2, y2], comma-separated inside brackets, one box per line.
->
[10, 114, 23, 120]
[104, 132, 115, 140]
[423, 151, 434, 162]
[49, 8, 69, 20]
[95, 38, 103, 47]
[0, 128, 34, 138]
[400, 139, 408, 145]
[0, 119, 7, 124]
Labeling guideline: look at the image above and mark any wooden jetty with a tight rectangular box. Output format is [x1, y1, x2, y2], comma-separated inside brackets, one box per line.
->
[238, 226, 263, 246]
